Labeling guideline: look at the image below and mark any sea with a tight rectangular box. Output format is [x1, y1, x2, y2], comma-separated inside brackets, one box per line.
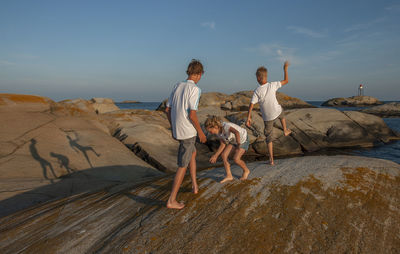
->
[115, 101, 400, 164]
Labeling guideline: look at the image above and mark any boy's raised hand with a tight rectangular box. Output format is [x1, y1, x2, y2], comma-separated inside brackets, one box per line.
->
[284, 61, 290, 68]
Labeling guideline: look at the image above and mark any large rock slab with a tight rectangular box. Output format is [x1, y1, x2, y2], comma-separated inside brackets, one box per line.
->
[104, 109, 217, 173]
[0, 95, 162, 217]
[0, 156, 399, 253]
[0, 93, 55, 112]
[285, 108, 399, 152]
[361, 102, 400, 118]
[322, 96, 383, 107]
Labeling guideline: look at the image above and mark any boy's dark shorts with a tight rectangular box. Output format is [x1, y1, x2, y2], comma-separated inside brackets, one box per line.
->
[264, 111, 285, 143]
[177, 136, 196, 168]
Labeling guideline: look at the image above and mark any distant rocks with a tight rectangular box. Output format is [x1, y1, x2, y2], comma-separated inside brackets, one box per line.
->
[119, 100, 140, 104]
[361, 102, 400, 118]
[56, 97, 119, 115]
[322, 96, 383, 107]
[157, 91, 315, 111]
[1, 155, 399, 253]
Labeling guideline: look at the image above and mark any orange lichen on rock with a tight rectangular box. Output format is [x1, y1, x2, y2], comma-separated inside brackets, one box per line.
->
[0, 94, 51, 104]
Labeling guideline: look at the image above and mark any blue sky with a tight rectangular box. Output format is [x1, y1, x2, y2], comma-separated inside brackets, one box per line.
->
[1, 0, 399, 101]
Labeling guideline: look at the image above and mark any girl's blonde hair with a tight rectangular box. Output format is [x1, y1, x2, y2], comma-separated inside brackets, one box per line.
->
[204, 115, 222, 129]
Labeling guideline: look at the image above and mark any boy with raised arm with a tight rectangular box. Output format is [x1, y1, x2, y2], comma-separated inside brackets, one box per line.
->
[246, 61, 291, 165]
[165, 59, 207, 209]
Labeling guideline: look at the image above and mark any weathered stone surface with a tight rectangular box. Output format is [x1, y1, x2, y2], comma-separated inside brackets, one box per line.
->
[55, 98, 97, 116]
[361, 102, 400, 118]
[322, 96, 383, 107]
[56, 97, 120, 115]
[0, 93, 55, 112]
[104, 109, 216, 173]
[0, 156, 399, 253]
[227, 111, 303, 156]
[0, 98, 162, 217]
[285, 108, 398, 152]
[90, 97, 120, 113]
[156, 90, 314, 111]
[343, 110, 399, 143]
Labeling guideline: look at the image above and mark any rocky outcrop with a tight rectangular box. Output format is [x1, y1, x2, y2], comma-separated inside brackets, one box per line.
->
[1, 156, 399, 253]
[0, 94, 162, 217]
[90, 97, 120, 113]
[157, 91, 314, 111]
[322, 96, 383, 107]
[361, 102, 400, 118]
[56, 97, 119, 115]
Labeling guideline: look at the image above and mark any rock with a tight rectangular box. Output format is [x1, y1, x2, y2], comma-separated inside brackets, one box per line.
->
[227, 111, 303, 156]
[120, 100, 140, 104]
[276, 92, 315, 109]
[343, 111, 399, 143]
[90, 98, 120, 114]
[198, 92, 230, 108]
[285, 108, 399, 152]
[361, 102, 400, 118]
[0, 93, 55, 112]
[1, 156, 399, 253]
[104, 109, 216, 173]
[55, 98, 119, 115]
[55, 98, 97, 116]
[224, 91, 314, 111]
[156, 90, 314, 111]
[322, 96, 383, 107]
[0, 99, 162, 217]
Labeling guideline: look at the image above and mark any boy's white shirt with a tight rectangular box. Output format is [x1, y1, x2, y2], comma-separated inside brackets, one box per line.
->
[251, 81, 282, 121]
[219, 122, 247, 145]
[166, 80, 201, 140]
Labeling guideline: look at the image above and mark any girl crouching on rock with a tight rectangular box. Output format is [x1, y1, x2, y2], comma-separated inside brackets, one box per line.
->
[205, 116, 250, 183]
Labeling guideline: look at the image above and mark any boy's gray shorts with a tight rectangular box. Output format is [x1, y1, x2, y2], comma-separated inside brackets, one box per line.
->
[177, 136, 196, 168]
[264, 111, 285, 143]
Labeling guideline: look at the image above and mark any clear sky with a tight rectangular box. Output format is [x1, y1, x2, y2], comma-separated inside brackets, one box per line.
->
[1, 0, 399, 102]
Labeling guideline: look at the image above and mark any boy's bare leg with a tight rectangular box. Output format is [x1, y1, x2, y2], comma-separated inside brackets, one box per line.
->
[167, 167, 187, 209]
[220, 144, 234, 183]
[280, 118, 292, 136]
[189, 149, 198, 194]
[267, 141, 274, 165]
[233, 148, 250, 180]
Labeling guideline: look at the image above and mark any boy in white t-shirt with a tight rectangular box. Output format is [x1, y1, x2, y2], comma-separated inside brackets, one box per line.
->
[165, 59, 207, 209]
[246, 61, 292, 165]
[205, 116, 250, 183]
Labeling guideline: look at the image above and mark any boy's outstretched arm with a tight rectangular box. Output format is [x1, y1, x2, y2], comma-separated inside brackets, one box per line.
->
[246, 103, 255, 127]
[210, 140, 226, 163]
[189, 110, 207, 143]
[280, 61, 290, 86]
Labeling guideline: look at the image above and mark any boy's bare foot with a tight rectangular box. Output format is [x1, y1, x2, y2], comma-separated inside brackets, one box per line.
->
[268, 160, 275, 166]
[192, 185, 199, 194]
[220, 176, 234, 183]
[166, 200, 185, 209]
[284, 129, 292, 136]
[240, 170, 250, 180]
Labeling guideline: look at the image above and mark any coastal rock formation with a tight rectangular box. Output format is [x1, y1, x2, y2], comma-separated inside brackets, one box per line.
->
[90, 97, 120, 113]
[156, 91, 314, 111]
[1, 156, 399, 253]
[56, 97, 119, 115]
[321, 96, 383, 107]
[0, 94, 162, 217]
[103, 109, 216, 173]
[361, 102, 400, 118]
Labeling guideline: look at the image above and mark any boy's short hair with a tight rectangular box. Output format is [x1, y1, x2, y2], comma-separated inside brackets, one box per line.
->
[187, 59, 204, 76]
[205, 115, 222, 129]
[256, 66, 268, 78]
